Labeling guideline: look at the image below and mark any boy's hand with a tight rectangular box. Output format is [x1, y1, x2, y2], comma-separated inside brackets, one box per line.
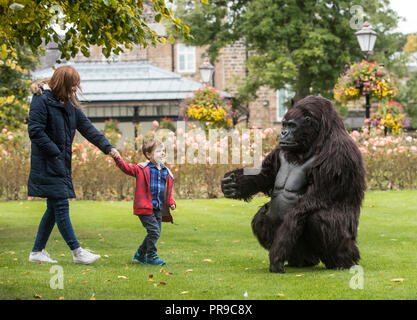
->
[170, 204, 176, 210]
[110, 148, 120, 158]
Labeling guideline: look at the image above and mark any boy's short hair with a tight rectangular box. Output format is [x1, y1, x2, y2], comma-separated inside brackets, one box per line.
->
[142, 138, 163, 159]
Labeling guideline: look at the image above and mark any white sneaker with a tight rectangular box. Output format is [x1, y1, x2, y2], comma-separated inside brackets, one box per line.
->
[29, 249, 57, 263]
[72, 247, 101, 265]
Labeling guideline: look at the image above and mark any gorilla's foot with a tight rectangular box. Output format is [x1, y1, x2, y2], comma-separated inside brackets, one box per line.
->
[269, 261, 285, 273]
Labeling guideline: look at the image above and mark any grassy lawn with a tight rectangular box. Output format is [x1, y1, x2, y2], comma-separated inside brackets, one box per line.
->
[0, 190, 416, 300]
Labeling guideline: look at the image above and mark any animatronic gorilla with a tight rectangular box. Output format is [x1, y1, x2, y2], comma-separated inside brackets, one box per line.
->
[221, 96, 366, 273]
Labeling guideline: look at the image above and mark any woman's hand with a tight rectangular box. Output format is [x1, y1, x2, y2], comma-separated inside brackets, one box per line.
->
[170, 204, 176, 210]
[110, 148, 120, 158]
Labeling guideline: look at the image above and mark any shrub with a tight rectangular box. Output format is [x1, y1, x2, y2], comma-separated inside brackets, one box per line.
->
[0, 125, 416, 201]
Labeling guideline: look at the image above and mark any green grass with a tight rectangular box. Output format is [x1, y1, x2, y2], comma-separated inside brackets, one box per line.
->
[0, 190, 416, 300]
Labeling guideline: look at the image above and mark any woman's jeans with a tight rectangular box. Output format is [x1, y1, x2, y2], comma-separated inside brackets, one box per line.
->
[32, 199, 80, 252]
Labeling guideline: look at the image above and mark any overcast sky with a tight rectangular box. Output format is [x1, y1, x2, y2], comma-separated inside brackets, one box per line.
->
[389, 0, 417, 34]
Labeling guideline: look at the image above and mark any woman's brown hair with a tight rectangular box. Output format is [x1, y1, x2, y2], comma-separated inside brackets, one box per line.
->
[48, 65, 82, 109]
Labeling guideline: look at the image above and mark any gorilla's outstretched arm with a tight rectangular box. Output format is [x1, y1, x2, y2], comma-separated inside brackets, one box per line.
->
[221, 147, 281, 201]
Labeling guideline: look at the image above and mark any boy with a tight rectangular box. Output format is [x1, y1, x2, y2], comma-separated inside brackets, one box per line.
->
[110, 139, 176, 265]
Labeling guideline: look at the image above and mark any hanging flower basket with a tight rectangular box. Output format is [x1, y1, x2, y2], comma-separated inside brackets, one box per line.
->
[369, 101, 410, 134]
[179, 86, 236, 129]
[333, 60, 398, 103]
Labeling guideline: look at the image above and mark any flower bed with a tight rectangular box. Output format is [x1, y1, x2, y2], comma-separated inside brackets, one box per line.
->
[1, 125, 416, 200]
[350, 128, 417, 190]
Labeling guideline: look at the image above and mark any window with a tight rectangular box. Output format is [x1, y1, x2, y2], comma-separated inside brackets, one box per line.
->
[177, 43, 196, 73]
[276, 86, 295, 122]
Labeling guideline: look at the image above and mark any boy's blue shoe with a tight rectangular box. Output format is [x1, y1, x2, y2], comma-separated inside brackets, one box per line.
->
[132, 250, 147, 264]
[146, 253, 166, 266]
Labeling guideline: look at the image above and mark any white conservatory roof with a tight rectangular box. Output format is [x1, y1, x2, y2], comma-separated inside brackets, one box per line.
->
[32, 61, 232, 102]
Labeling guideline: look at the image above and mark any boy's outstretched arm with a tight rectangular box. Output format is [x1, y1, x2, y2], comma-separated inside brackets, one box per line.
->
[110, 148, 138, 177]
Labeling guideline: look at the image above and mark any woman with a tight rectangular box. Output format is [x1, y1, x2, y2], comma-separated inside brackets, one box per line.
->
[27, 65, 114, 265]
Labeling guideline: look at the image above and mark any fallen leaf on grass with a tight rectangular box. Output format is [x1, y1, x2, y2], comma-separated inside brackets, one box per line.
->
[277, 293, 286, 298]
[34, 294, 42, 299]
[148, 279, 155, 282]
[203, 258, 213, 263]
[243, 291, 248, 298]
[117, 276, 128, 280]
[159, 281, 167, 285]
[185, 269, 193, 275]
[391, 278, 404, 282]
[82, 281, 88, 285]
[296, 274, 305, 278]
[148, 274, 154, 278]
[59, 297, 64, 300]
[60, 254, 65, 257]
[180, 291, 189, 295]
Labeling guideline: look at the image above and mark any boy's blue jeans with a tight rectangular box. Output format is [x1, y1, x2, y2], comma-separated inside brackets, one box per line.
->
[138, 209, 162, 256]
[32, 199, 81, 252]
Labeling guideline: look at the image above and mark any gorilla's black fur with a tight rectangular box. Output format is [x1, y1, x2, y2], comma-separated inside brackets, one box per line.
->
[222, 96, 366, 273]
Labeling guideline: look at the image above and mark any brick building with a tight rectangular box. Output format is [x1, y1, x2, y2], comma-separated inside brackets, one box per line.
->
[36, 23, 290, 133]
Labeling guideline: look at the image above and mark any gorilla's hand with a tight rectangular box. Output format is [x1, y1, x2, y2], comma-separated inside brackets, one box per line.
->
[221, 173, 238, 198]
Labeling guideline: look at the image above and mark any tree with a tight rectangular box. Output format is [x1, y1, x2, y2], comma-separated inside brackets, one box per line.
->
[403, 33, 417, 53]
[0, 0, 190, 63]
[174, 0, 401, 102]
[0, 44, 38, 130]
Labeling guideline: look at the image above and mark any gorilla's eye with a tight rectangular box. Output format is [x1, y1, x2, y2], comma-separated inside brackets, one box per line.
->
[304, 116, 311, 122]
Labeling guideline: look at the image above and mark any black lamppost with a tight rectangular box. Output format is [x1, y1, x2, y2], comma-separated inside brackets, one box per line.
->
[355, 22, 378, 119]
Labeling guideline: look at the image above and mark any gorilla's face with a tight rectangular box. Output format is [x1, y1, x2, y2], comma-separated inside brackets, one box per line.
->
[279, 115, 318, 153]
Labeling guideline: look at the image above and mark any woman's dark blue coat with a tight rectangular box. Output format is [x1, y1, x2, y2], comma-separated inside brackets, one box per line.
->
[27, 87, 113, 199]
